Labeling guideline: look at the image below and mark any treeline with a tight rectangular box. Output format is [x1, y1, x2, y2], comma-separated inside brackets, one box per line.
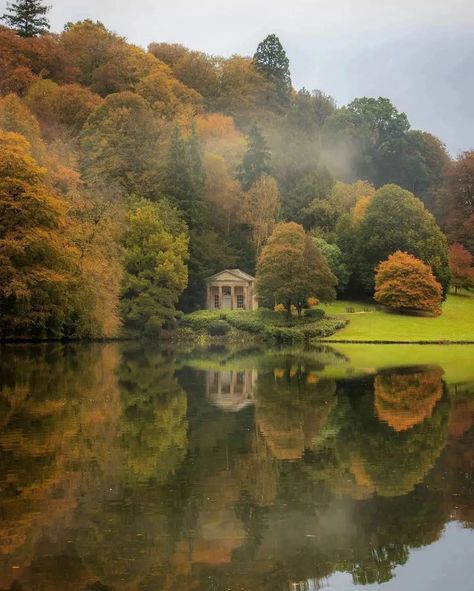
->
[0, 9, 473, 339]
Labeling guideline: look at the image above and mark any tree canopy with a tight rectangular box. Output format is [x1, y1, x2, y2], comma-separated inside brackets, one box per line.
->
[1, 0, 50, 37]
[256, 222, 337, 316]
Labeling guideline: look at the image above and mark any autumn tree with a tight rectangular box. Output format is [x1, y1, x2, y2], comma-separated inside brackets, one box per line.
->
[253, 33, 291, 106]
[212, 55, 269, 126]
[238, 122, 271, 190]
[202, 153, 242, 234]
[1, 0, 50, 37]
[256, 222, 336, 317]
[354, 184, 450, 296]
[25, 79, 104, 136]
[120, 199, 189, 337]
[0, 131, 77, 338]
[449, 243, 474, 294]
[241, 174, 280, 255]
[441, 151, 474, 252]
[80, 91, 160, 197]
[374, 251, 443, 315]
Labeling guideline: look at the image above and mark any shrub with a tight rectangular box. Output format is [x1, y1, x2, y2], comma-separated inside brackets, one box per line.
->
[207, 320, 230, 336]
[304, 307, 325, 320]
[274, 303, 286, 313]
[307, 297, 319, 307]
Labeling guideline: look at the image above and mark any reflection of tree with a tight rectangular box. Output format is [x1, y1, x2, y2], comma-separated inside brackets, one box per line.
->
[0, 344, 121, 589]
[255, 362, 337, 461]
[74, 346, 189, 589]
[119, 346, 188, 483]
[375, 367, 444, 431]
[344, 373, 450, 497]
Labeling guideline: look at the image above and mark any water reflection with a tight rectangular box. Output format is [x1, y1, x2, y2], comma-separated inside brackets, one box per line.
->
[0, 343, 473, 590]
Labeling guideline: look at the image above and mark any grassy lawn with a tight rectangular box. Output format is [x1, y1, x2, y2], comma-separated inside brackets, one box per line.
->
[321, 292, 474, 343]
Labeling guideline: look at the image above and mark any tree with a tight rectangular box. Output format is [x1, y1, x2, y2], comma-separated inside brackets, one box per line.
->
[253, 34, 291, 106]
[441, 151, 474, 251]
[256, 222, 336, 317]
[24, 79, 104, 139]
[374, 251, 443, 315]
[238, 122, 271, 190]
[241, 174, 280, 255]
[164, 126, 205, 225]
[354, 184, 450, 296]
[0, 131, 77, 338]
[80, 91, 160, 197]
[449, 243, 474, 294]
[120, 199, 189, 337]
[1, 0, 50, 37]
[212, 55, 269, 126]
[202, 153, 243, 234]
[281, 168, 334, 226]
[314, 237, 350, 295]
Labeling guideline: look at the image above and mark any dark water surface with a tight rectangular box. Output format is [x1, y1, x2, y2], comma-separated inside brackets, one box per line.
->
[0, 343, 473, 590]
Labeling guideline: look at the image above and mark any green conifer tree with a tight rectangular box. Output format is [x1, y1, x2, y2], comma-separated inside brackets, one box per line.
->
[1, 0, 51, 37]
[253, 33, 292, 105]
[238, 123, 272, 190]
[164, 126, 207, 227]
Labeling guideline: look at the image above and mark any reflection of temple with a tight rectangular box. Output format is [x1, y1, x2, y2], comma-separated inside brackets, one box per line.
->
[206, 369, 257, 412]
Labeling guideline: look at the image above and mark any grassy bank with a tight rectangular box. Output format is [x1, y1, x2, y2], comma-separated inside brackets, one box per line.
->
[177, 308, 347, 344]
[320, 292, 474, 343]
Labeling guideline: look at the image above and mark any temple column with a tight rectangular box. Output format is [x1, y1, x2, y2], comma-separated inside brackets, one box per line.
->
[218, 285, 223, 309]
[231, 285, 235, 310]
[207, 285, 211, 309]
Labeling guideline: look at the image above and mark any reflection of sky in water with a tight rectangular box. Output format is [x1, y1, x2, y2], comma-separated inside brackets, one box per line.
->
[323, 523, 474, 590]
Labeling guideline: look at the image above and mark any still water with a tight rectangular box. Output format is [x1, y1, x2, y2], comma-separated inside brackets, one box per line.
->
[0, 343, 473, 590]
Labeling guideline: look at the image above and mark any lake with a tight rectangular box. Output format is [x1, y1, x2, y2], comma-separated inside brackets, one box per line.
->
[0, 342, 473, 590]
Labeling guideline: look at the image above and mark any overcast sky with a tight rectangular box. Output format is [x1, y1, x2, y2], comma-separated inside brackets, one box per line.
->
[5, 0, 474, 154]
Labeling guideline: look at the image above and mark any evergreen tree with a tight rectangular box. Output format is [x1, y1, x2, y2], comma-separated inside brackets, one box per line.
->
[253, 33, 291, 104]
[238, 123, 271, 190]
[164, 127, 204, 226]
[1, 0, 51, 37]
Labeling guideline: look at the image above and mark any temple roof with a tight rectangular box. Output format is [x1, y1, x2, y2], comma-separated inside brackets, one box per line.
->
[206, 269, 256, 283]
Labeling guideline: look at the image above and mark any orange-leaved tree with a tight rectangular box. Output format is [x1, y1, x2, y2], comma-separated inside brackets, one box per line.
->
[374, 250, 443, 315]
[256, 222, 336, 317]
[449, 243, 474, 294]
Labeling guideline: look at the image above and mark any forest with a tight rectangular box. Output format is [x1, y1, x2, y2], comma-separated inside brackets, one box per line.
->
[1, 0, 473, 340]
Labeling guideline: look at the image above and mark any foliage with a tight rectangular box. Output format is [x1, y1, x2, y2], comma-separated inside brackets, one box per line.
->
[120, 199, 189, 337]
[441, 151, 474, 252]
[256, 222, 337, 316]
[354, 184, 450, 296]
[448, 243, 474, 293]
[314, 237, 350, 295]
[0, 131, 78, 338]
[241, 174, 280, 254]
[164, 126, 205, 225]
[238, 122, 272, 190]
[80, 91, 160, 197]
[253, 33, 291, 107]
[1, 0, 50, 37]
[374, 251, 443, 315]
[304, 307, 325, 320]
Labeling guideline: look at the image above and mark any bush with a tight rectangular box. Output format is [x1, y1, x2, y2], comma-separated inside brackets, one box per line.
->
[304, 307, 325, 320]
[207, 320, 230, 336]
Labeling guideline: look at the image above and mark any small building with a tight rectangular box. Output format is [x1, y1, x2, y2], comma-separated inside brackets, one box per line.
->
[206, 269, 258, 311]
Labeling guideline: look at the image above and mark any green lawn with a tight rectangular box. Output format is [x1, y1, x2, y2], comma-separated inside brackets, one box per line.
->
[321, 292, 474, 343]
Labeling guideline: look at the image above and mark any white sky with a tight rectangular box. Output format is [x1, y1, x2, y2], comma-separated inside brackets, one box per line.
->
[3, 0, 474, 154]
